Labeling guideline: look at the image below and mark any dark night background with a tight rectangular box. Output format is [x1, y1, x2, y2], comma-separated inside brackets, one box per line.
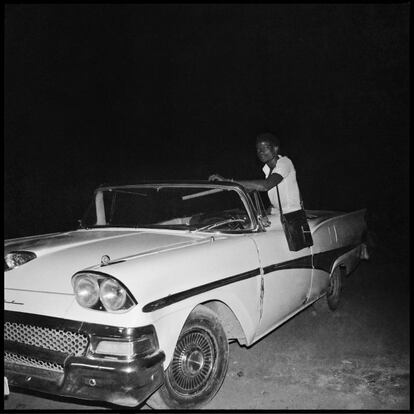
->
[4, 4, 409, 257]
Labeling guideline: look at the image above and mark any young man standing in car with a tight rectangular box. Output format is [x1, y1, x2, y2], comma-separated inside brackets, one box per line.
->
[209, 132, 301, 216]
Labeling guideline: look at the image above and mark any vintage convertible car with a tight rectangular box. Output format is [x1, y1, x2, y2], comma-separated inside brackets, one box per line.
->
[4, 181, 369, 408]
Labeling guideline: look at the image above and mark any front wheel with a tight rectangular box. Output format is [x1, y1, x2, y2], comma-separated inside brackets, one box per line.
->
[147, 306, 229, 409]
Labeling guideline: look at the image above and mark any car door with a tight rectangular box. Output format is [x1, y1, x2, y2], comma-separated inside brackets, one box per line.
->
[248, 193, 313, 339]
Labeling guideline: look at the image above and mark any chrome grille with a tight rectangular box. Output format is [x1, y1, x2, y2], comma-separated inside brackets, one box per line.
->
[4, 351, 64, 372]
[4, 321, 89, 356]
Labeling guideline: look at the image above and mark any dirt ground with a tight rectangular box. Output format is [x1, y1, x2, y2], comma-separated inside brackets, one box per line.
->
[4, 245, 410, 410]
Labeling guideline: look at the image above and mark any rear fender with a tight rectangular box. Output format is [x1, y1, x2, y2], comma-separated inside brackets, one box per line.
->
[311, 209, 367, 253]
[330, 244, 365, 277]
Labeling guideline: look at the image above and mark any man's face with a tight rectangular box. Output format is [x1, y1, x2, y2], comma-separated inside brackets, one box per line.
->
[256, 140, 277, 163]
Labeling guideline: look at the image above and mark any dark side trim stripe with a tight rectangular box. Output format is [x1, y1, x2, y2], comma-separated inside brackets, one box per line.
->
[263, 255, 313, 274]
[142, 268, 260, 313]
[313, 245, 357, 273]
[142, 244, 359, 313]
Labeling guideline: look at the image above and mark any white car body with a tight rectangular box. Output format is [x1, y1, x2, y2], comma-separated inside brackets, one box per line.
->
[4, 182, 369, 408]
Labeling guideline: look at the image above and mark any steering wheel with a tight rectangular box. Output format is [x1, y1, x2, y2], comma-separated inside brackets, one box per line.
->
[190, 211, 246, 230]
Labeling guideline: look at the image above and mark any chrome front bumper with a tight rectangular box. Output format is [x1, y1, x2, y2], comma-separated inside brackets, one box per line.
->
[4, 311, 165, 407]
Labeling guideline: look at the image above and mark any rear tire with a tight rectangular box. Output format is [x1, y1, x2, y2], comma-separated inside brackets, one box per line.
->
[327, 267, 342, 310]
[147, 306, 229, 409]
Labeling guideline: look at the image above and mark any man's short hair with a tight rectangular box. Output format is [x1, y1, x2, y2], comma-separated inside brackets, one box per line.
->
[256, 132, 280, 147]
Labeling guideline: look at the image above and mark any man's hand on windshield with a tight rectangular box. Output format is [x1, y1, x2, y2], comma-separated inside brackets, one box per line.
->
[208, 175, 257, 194]
[208, 174, 226, 182]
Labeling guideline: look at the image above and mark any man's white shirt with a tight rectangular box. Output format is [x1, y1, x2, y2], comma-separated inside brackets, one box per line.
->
[262, 155, 301, 215]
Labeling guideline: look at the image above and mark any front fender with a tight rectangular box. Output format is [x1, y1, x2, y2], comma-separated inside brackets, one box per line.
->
[150, 276, 261, 368]
[81, 234, 262, 367]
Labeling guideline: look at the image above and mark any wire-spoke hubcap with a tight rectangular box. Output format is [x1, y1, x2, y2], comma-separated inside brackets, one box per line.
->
[169, 328, 215, 395]
[185, 349, 204, 375]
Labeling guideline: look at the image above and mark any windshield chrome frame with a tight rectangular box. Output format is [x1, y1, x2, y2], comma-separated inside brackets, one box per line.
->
[92, 182, 263, 233]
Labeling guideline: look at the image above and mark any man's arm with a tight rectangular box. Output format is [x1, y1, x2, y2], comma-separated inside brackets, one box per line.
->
[209, 173, 283, 191]
[237, 173, 283, 191]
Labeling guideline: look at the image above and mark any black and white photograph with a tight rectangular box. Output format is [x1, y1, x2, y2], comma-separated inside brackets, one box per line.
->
[4, 4, 409, 410]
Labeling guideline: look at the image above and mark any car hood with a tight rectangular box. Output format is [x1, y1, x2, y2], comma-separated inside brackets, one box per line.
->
[4, 228, 209, 294]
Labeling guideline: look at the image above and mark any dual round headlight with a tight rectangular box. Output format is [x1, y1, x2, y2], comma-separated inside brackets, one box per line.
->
[72, 273, 135, 312]
[100, 278, 128, 310]
[73, 275, 100, 308]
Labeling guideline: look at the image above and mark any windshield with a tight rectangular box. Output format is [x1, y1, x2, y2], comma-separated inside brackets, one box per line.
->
[82, 185, 255, 232]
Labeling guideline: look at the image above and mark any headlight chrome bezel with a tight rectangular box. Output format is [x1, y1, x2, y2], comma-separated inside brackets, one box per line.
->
[72, 271, 137, 313]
